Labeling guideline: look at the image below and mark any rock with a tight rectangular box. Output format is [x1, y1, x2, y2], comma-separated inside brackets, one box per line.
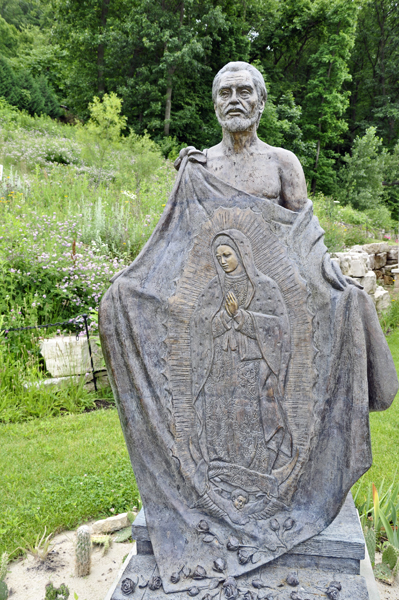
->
[362, 242, 390, 254]
[375, 270, 384, 280]
[23, 370, 110, 391]
[374, 252, 387, 269]
[368, 255, 375, 270]
[40, 335, 104, 377]
[349, 256, 368, 277]
[91, 513, 130, 535]
[373, 287, 391, 313]
[384, 275, 394, 286]
[384, 263, 398, 273]
[355, 271, 377, 295]
[387, 247, 398, 262]
[333, 251, 369, 277]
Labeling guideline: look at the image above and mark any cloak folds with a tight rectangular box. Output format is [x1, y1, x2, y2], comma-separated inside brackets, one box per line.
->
[99, 154, 398, 592]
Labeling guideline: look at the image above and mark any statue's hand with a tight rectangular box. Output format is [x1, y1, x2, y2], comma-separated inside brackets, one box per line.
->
[174, 146, 207, 171]
[225, 292, 239, 317]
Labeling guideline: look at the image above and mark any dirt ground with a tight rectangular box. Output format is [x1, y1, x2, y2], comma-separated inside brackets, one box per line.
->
[5, 524, 134, 600]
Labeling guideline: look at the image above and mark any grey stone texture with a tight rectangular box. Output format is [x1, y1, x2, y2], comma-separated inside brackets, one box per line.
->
[99, 62, 397, 598]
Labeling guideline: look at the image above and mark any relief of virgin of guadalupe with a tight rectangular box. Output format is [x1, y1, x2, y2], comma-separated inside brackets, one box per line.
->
[190, 230, 297, 525]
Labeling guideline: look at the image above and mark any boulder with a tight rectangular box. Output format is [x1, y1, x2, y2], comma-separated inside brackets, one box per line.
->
[40, 335, 104, 377]
[384, 275, 394, 286]
[355, 271, 377, 295]
[384, 264, 398, 273]
[374, 252, 387, 269]
[362, 242, 390, 254]
[387, 247, 398, 262]
[333, 251, 369, 277]
[373, 286, 391, 313]
[91, 513, 131, 535]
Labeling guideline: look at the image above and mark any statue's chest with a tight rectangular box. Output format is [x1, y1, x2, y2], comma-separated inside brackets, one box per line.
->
[206, 156, 281, 200]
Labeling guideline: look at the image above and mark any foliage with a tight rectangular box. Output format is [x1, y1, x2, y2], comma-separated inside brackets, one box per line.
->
[0, 55, 60, 118]
[0, 552, 8, 600]
[0, 553, 8, 582]
[0, 333, 111, 423]
[378, 298, 399, 335]
[44, 582, 70, 600]
[0, 410, 140, 557]
[91, 534, 111, 555]
[24, 526, 53, 560]
[75, 525, 91, 577]
[338, 127, 387, 210]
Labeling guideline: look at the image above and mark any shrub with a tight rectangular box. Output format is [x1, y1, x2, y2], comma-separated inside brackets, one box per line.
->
[338, 126, 386, 211]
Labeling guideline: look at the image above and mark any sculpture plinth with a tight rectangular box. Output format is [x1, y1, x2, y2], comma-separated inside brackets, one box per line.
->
[100, 62, 397, 600]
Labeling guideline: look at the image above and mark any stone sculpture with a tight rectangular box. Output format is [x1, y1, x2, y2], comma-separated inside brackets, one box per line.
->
[99, 62, 398, 598]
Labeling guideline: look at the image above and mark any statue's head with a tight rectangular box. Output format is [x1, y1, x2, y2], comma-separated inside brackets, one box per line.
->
[215, 243, 240, 273]
[212, 62, 267, 133]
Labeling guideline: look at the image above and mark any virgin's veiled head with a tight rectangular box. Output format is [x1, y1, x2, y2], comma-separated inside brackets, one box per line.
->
[212, 229, 257, 307]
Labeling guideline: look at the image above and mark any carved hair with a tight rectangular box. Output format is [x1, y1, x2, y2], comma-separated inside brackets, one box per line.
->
[212, 61, 267, 105]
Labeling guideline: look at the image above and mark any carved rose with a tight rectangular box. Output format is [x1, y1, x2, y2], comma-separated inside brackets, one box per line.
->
[121, 578, 136, 595]
[188, 587, 200, 597]
[197, 520, 210, 532]
[326, 582, 341, 600]
[283, 518, 295, 531]
[243, 591, 257, 600]
[223, 577, 239, 600]
[226, 536, 240, 551]
[193, 565, 207, 580]
[148, 576, 162, 591]
[258, 592, 274, 600]
[213, 558, 226, 573]
[237, 548, 253, 565]
[286, 573, 299, 587]
[329, 581, 342, 591]
[269, 519, 280, 532]
[170, 572, 180, 584]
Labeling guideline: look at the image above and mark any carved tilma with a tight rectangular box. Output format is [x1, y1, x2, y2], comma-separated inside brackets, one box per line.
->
[166, 207, 315, 519]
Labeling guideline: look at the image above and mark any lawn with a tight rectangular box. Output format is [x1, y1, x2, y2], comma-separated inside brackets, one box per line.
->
[1, 323, 399, 559]
[0, 408, 139, 557]
[353, 327, 399, 499]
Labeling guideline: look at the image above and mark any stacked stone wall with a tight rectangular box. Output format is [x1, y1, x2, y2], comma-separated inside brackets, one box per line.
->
[331, 242, 398, 312]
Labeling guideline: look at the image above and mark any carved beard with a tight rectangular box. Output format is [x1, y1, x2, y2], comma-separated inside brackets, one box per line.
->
[216, 110, 260, 132]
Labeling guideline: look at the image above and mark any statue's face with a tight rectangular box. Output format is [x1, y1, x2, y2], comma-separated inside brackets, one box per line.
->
[216, 244, 240, 273]
[214, 70, 262, 132]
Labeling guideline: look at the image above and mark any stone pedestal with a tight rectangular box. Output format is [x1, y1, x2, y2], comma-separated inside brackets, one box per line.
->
[108, 495, 377, 600]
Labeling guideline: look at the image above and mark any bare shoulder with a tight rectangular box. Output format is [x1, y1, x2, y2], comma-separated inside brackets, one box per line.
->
[260, 142, 308, 212]
[205, 142, 224, 159]
[258, 141, 302, 172]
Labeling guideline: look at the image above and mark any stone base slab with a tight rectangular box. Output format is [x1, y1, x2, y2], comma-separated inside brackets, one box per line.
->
[109, 553, 370, 600]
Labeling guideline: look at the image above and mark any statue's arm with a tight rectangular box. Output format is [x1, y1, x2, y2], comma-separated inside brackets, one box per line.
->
[278, 149, 308, 212]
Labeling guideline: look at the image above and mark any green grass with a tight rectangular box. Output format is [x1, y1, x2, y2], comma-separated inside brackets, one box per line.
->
[0, 409, 139, 557]
[353, 328, 399, 499]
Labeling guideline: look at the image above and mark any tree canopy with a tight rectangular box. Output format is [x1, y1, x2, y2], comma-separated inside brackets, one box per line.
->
[0, 0, 398, 210]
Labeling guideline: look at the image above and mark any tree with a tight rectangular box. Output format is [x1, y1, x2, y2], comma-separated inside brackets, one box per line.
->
[338, 126, 386, 210]
[348, 0, 399, 147]
[301, 0, 358, 194]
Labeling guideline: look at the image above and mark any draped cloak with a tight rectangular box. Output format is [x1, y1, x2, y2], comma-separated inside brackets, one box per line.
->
[99, 154, 398, 592]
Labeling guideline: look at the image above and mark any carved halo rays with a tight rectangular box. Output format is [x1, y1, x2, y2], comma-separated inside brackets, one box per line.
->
[167, 207, 315, 492]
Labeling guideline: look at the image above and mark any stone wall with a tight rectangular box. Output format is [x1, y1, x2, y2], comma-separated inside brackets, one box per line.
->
[331, 242, 398, 313]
